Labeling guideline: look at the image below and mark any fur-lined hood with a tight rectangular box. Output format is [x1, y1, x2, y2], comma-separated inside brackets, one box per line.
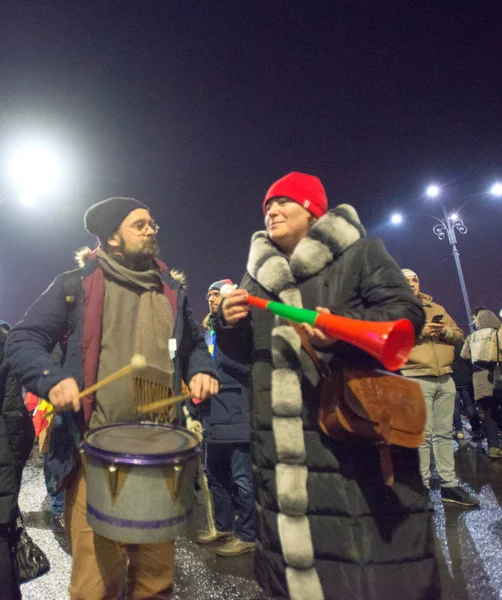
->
[246, 204, 365, 305]
[74, 246, 186, 284]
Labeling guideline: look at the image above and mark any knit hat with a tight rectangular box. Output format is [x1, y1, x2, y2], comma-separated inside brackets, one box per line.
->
[401, 268, 418, 279]
[207, 279, 234, 293]
[84, 197, 149, 243]
[263, 172, 328, 218]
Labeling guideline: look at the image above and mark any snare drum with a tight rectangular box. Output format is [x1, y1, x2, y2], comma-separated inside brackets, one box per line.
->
[83, 422, 200, 544]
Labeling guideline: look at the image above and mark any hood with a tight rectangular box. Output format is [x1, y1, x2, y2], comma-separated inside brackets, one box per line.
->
[477, 309, 501, 330]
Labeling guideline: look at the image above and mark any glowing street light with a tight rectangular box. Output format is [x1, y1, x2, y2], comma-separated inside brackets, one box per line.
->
[425, 184, 441, 199]
[2, 142, 63, 207]
[390, 212, 403, 225]
[490, 182, 502, 197]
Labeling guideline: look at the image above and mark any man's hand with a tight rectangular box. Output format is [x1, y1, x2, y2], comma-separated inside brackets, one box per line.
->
[189, 373, 220, 401]
[221, 289, 250, 326]
[300, 307, 337, 349]
[422, 322, 446, 338]
[48, 377, 81, 412]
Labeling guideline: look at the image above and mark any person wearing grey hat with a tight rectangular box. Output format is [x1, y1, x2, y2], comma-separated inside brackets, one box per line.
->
[6, 197, 219, 598]
[401, 269, 479, 508]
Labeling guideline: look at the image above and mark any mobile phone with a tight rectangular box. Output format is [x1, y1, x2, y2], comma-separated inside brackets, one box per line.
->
[431, 314, 444, 323]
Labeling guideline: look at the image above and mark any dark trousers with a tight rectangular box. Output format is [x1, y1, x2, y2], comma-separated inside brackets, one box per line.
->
[205, 442, 257, 542]
[0, 525, 21, 600]
[453, 384, 481, 432]
[478, 397, 500, 448]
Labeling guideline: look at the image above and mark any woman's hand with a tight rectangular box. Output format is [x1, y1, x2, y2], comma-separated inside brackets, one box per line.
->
[300, 307, 337, 348]
[222, 289, 250, 326]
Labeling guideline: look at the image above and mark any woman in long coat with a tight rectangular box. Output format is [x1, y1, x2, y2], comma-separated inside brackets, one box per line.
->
[219, 172, 440, 600]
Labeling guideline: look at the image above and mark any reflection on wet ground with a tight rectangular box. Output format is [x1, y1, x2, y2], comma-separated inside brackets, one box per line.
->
[19, 424, 502, 599]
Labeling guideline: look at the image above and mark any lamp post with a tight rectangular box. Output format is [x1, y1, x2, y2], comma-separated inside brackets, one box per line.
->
[390, 182, 502, 333]
[425, 184, 473, 332]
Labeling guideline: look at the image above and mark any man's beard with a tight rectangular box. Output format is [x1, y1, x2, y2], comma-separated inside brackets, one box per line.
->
[113, 235, 159, 271]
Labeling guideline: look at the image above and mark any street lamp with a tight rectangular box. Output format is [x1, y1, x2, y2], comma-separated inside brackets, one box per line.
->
[390, 183, 502, 333]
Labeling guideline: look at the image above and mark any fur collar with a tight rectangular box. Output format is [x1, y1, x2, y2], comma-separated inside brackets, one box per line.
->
[247, 204, 365, 305]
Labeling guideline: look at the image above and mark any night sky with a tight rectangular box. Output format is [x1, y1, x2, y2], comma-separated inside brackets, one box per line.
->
[1, 1, 501, 332]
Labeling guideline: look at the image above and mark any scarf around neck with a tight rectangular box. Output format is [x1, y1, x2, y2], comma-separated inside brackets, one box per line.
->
[95, 249, 176, 424]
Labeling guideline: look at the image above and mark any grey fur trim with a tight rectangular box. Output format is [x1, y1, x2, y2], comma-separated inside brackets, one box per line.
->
[334, 204, 366, 236]
[291, 211, 362, 279]
[271, 370, 303, 417]
[285, 567, 325, 600]
[278, 514, 315, 569]
[272, 417, 306, 464]
[272, 325, 302, 369]
[276, 464, 309, 516]
[278, 288, 303, 307]
[257, 256, 296, 297]
[289, 238, 332, 280]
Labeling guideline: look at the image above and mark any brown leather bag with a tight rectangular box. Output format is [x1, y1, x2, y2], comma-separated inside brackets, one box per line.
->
[292, 323, 426, 485]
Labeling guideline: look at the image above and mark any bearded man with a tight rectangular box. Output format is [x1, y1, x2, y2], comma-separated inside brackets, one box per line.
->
[6, 197, 219, 599]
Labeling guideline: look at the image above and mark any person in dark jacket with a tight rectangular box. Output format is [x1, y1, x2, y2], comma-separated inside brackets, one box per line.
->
[6, 197, 219, 600]
[220, 172, 440, 600]
[194, 279, 256, 556]
[451, 344, 482, 440]
[0, 321, 35, 599]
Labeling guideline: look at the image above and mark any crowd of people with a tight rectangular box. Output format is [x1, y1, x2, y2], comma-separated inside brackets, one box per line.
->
[0, 172, 500, 599]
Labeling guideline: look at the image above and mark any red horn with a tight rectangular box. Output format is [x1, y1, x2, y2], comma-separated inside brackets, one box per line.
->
[314, 313, 415, 371]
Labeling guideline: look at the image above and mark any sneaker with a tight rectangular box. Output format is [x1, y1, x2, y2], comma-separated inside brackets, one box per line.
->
[488, 447, 502, 459]
[440, 486, 479, 508]
[51, 513, 65, 533]
[215, 537, 256, 557]
[454, 430, 464, 440]
[196, 530, 233, 544]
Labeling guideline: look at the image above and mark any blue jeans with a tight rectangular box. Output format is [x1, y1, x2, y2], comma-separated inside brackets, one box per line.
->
[205, 442, 257, 542]
[44, 453, 65, 515]
[453, 384, 481, 432]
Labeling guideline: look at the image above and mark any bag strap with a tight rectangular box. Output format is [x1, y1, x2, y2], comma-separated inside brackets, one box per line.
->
[289, 322, 331, 379]
[496, 329, 501, 367]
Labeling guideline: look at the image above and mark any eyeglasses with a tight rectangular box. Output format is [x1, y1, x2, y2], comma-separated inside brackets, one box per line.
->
[206, 291, 221, 300]
[127, 219, 160, 234]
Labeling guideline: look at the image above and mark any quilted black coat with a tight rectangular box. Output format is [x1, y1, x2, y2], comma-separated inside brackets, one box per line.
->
[217, 209, 440, 600]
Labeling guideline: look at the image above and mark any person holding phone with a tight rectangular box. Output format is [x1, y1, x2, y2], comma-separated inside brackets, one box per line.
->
[401, 269, 478, 507]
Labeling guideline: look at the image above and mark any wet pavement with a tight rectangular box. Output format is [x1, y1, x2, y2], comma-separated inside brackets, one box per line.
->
[18, 423, 502, 599]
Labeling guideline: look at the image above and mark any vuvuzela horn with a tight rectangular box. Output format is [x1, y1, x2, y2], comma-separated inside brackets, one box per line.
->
[245, 295, 414, 371]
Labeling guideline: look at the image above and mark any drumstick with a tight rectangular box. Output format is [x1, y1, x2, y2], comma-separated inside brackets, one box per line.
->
[78, 354, 147, 398]
[135, 392, 193, 414]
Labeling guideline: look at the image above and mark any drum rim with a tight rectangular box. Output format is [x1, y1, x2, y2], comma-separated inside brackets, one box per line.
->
[83, 422, 200, 466]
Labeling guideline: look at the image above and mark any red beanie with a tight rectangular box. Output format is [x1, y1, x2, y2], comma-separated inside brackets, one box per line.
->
[263, 172, 328, 218]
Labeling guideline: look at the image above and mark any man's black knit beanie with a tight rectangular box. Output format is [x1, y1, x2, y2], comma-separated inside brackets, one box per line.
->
[84, 197, 149, 244]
